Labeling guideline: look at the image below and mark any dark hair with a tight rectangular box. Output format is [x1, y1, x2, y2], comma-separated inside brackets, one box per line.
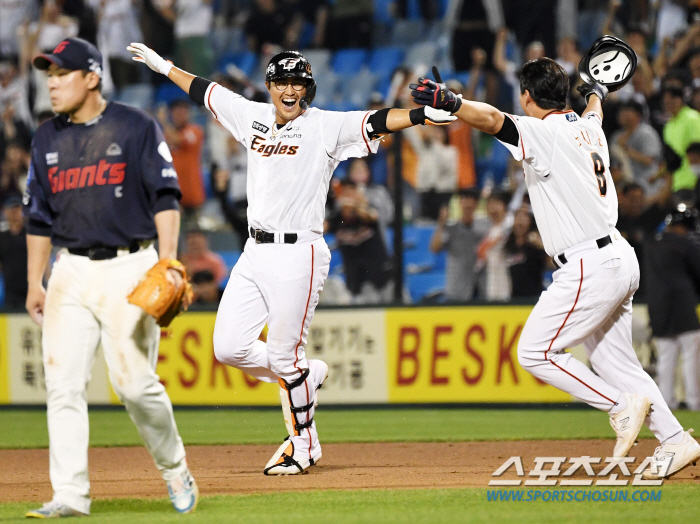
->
[169, 98, 191, 109]
[488, 190, 512, 206]
[622, 182, 644, 195]
[687, 142, 700, 156]
[504, 208, 536, 254]
[519, 58, 569, 110]
[618, 100, 644, 116]
[458, 187, 480, 200]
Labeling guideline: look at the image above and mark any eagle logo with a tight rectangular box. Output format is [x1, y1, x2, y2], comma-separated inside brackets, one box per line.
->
[279, 58, 301, 70]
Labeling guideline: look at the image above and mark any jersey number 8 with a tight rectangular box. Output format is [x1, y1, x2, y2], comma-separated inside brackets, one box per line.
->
[590, 152, 607, 196]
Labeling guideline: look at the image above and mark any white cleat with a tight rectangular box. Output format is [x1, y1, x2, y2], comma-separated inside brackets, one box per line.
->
[26, 501, 86, 518]
[166, 468, 199, 514]
[263, 437, 322, 475]
[642, 429, 700, 480]
[609, 392, 652, 457]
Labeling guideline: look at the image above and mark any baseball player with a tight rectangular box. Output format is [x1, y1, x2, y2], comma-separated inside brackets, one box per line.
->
[127, 43, 455, 474]
[23, 38, 197, 517]
[410, 55, 700, 479]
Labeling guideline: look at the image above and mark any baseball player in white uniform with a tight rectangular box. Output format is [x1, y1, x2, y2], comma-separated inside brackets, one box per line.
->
[411, 57, 700, 479]
[128, 43, 455, 474]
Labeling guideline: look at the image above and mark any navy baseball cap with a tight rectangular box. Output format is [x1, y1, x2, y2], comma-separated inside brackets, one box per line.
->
[32, 38, 103, 78]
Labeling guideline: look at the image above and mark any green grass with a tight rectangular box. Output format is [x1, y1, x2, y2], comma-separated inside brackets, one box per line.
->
[3, 408, 700, 449]
[1, 487, 698, 523]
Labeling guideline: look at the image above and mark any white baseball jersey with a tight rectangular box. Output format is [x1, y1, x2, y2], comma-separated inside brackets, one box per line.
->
[496, 110, 617, 256]
[202, 83, 380, 233]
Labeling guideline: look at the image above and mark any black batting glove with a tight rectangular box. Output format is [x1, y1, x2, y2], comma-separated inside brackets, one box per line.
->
[410, 77, 463, 114]
[577, 82, 609, 104]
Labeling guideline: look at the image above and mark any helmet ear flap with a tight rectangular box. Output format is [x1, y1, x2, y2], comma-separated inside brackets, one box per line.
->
[300, 79, 316, 110]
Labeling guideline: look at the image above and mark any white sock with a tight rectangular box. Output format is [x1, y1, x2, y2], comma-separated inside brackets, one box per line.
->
[662, 430, 685, 446]
[609, 393, 627, 415]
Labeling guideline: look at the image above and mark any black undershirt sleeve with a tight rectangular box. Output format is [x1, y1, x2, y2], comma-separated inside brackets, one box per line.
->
[189, 76, 213, 106]
[493, 115, 519, 147]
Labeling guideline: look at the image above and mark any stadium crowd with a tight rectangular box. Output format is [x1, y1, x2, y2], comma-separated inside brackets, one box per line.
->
[0, 0, 699, 318]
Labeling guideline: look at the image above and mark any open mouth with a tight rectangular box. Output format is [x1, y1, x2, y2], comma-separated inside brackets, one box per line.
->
[282, 97, 297, 109]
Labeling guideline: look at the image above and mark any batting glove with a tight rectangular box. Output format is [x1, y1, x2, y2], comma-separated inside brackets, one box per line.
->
[577, 82, 609, 104]
[410, 77, 463, 114]
[409, 106, 457, 126]
[127, 43, 173, 76]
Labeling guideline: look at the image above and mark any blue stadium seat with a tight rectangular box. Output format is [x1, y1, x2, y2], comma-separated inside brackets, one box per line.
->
[331, 49, 369, 76]
[324, 232, 337, 249]
[0, 277, 4, 307]
[341, 69, 378, 108]
[218, 51, 257, 76]
[405, 248, 435, 274]
[391, 20, 425, 46]
[374, 0, 395, 24]
[433, 251, 446, 271]
[403, 225, 435, 250]
[368, 47, 405, 76]
[219, 250, 242, 271]
[407, 272, 445, 302]
[403, 41, 438, 68]
[301, 49, 332, 76]
[116, 83, 153, 110]
[154, 83, 188, 106]
[329, 249, 344, 274]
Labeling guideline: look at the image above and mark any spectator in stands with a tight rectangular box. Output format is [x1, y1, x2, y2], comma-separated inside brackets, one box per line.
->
[556, 36, 582, 77]
[211, 168, 248, 248]
[688, 142, 700, 207]
[366, 92, 389, 186]
[0, 0, 38, 57]
[158, 99, 205, 225]
[494, 28, 545, 115]
[503, 207, 547, 298]
[663, 83, 700, 191]
[142, 0, 175, 64]
[325, 0, 372, 50]
[0, 56, 32, 128]
[0, 140, 28, 207]
[1, 98, 32, 162]
[429, 187, 484, 302]
[690, 86, 700, 112]
[645, 205, 700, 411]
[445, 75, 478, 189]
[180, 230, 227, 285]
[612, 100, 664, 196]
[92, 0, 144, 91]
[282, 0, 329, 49]
[347, 158, 393, 241]
[246, 0, 293, 53]
[0, 196, 27, 308]
[325, 179, 393, 304]
[477, 190, 512, 301]
[191, 270, 223, 304]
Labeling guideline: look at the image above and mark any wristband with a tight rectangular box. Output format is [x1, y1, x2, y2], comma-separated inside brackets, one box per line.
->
[409, 107, 425, 125]
[159, 60, 173, 76]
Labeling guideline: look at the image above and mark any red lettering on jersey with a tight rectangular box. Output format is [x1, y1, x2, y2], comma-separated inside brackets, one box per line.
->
[53, 40, 69, 54]
[48, 167, 59, 193]
[571, 132, 582, 147]
[95, 159, 111, 185]
[278, 145, 288, 154]
[108, 163, 126, 184]
[58, 170, 65, 192]
[262, 144, 275, 157]
[250, 135, 265, 150]
[65, 168, 81, 190]
[79, 165, 96, 187]
[581, 130, 591, 145]
[287, 146, 299, 155]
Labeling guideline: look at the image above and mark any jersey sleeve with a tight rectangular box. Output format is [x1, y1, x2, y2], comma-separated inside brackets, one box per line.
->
[495, 114, 556, 176]
[202, 83, 255, 146]
[23, 142, 53, 236]
[322, 110, 380, 162]
[140, 117, 182, 203]
[582, 111, 603, 128]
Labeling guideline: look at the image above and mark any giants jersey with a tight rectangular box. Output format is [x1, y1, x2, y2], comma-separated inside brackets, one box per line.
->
[203, 83, 380, 233]
[497, 110, 617, 256]
[23, 102, 181, 248]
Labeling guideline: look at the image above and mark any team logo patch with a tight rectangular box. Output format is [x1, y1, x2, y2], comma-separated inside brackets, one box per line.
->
[46, 152, 58, 165]
[161, 167, 177, 178]
[278, 58, 301, 70]
[566, 113, 578, 122]
[106, 143, 122, 156]
[157, 141, 173, 162]
[252, 121, 270, 134]
[266, 63, 275, 76]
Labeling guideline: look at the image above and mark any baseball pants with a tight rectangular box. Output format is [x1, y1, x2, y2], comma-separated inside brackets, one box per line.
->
[42, 247, 187, 515]
[654, 331, 700, 411]
[213, 233, 330, 382]
[518, 232, 684, 443]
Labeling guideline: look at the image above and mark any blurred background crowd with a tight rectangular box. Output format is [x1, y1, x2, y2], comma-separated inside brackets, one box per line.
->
[1, 0, 700, 317]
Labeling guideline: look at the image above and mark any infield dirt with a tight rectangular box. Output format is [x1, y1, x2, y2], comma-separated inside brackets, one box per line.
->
[2, 439, 698, 502]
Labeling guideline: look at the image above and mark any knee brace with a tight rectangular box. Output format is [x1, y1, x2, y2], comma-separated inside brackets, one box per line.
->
[279, 368, 315, 437]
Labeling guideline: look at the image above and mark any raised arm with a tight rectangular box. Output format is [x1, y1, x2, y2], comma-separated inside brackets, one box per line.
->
[127, 43, 196, 95]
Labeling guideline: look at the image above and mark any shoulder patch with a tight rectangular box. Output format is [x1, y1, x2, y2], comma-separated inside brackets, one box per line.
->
[46, 152, 58, 165]
[252, 121, 269, 134]
[157, 141, 173, 162]
[566, 113, 578, 122]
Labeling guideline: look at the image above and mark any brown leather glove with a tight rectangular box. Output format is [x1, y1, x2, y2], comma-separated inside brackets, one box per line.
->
[127, 259, 193, 327]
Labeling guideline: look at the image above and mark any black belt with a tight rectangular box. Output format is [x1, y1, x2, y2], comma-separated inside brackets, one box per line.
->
[68, 243, 142, 260]
[556, 235, 612, 266]
[249, 227, 297, 244]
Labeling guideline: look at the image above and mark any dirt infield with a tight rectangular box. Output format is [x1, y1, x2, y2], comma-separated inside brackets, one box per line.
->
[2, 439, 698, 502]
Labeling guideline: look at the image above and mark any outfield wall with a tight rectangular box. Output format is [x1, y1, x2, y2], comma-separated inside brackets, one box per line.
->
[0, 305, 656, 405]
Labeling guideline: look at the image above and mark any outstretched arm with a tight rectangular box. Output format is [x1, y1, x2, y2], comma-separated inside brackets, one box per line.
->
[127, 43, 196, 95]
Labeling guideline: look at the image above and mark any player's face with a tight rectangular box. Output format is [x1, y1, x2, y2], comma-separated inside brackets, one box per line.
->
[45, 65, 96, 114]
[267, 78, 307, 124]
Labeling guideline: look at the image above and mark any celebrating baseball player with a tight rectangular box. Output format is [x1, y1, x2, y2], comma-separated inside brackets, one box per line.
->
[410, 36, 700, 479]
[127, 43, 455, 475]
[23, 38, 197, 517]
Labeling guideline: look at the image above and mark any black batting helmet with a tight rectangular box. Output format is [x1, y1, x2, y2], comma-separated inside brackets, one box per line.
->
[665, 204, 700, 232]
[265, 51, 316, 110]
[578, 35, 637, 93]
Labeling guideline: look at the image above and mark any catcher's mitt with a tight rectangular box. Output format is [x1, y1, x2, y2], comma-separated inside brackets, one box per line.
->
[127, 259, 193, 327]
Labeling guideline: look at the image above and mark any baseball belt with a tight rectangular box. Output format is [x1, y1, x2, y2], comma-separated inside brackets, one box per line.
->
[555, 234, 612, 267]
[249, 227, 298, 244]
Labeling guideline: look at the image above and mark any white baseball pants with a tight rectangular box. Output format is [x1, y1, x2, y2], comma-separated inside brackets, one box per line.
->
[42, 247, 187, 515]
[518, 232, 684, 443]
[654, 331, 700, 411]
[213, 234, 331, 382]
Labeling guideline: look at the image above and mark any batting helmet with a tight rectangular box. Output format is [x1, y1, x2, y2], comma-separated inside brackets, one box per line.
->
[665, 203, 700, 232]
[265, 51, 316, 110]
[578, 35, 637, 93]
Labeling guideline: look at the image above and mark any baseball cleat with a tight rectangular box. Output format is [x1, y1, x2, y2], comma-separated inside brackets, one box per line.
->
[642, 429, 700, 480]
[25, 501, 86, 518]
[263, 437, 322, 475]
[166, 468, 199, 513]
[609, 392, 652, 457]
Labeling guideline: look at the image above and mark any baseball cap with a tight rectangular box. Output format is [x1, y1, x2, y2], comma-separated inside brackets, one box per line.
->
[32, 38, 103, 78]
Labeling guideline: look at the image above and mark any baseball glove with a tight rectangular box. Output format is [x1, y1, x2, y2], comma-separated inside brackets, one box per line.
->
[127, 259, 193, 327]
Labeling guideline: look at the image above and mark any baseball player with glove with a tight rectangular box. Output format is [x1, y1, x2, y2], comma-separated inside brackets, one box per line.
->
[127, 42, 455, 475]
[23, 38, 197, 518]
[410, 36, 700, 479]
